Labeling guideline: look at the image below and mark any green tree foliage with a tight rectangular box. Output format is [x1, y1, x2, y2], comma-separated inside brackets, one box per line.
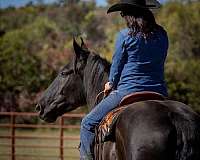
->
[0, 6, 38, 33]
[58, 0, 81, 5]
[107, 0, 118, 5]
[157, 1, 200, 58]
[156, 1, 200, 112]
[0, 17, 65, 111]
[0, 17, 60, 92]
[166, 59, 200, 113]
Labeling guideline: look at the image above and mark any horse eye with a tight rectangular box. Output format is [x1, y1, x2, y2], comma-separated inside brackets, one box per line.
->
[60, 70, 73, 77]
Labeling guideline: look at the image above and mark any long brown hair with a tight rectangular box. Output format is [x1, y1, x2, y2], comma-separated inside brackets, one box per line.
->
[121, 8, 159, 38]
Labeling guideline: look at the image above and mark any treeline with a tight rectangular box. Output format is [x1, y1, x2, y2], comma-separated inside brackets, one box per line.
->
[158, 1, 200, 112]
[0, 0, 200, 114]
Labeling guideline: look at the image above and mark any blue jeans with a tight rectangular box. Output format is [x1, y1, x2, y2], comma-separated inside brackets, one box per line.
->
[80, 90, 129, 159]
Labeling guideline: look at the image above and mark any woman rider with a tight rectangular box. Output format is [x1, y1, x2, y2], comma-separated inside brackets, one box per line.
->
[80, 0, 168, 159]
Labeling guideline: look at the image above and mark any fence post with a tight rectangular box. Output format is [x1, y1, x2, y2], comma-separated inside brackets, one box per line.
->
[60, 117, 64, 160]
[11, 113, 15, 160]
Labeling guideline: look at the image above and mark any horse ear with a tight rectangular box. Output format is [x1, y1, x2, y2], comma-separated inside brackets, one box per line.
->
[73, 37, 89, 59]
[80, 37, 88, 50]
[73, 37, 89, 74]
[73, 37, 82, 58]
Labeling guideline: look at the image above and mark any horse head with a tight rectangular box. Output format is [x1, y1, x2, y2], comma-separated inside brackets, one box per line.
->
[36, 38, 89, 122]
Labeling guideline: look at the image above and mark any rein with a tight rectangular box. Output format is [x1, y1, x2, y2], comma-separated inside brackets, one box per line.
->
[94, 91, 106, 106]
[94, 88, 113, 106]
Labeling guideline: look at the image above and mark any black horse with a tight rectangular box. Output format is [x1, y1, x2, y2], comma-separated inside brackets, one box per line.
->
[36, 38, 200, 160]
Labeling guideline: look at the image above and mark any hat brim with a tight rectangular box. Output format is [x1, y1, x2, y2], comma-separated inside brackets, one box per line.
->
[107, 3, 160, 14]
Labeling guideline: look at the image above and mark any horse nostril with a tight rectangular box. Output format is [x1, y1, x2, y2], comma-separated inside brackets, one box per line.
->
[35, 104, 42, 112]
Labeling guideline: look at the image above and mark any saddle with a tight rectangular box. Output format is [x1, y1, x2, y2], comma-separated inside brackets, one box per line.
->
[95, 91, 165, 143]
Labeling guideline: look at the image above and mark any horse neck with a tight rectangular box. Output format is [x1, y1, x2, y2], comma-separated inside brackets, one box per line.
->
[83, 54, 110, 110]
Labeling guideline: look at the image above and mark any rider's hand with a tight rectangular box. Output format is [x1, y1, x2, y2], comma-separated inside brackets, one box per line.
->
[104, 82, 112, 95]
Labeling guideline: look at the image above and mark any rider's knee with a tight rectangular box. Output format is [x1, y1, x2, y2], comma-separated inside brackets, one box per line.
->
[81, 115, 96, 131]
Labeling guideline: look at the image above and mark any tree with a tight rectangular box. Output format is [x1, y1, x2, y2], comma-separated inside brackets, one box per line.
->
[0, 17, 64, 111]
[157, 2, 200, 58]
[58, 0, 80, 6]
[107, 0, 118, 5]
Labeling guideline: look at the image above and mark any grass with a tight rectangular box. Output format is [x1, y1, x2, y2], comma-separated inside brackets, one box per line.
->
[0, 128, 80, 160]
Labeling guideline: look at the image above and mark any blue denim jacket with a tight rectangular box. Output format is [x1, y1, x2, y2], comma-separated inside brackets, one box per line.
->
[109, 26, 168, 96]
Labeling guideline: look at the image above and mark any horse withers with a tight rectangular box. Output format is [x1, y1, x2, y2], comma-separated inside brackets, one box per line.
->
[36, 38, 200, 160]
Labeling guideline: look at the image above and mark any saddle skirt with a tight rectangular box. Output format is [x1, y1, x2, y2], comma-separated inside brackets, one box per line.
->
[95, 91, 165, 143]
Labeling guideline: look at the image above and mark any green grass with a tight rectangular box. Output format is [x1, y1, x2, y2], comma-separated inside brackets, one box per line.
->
[0, 128, 80, 160]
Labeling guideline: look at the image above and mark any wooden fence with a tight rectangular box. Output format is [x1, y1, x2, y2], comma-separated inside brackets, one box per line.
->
[0, 112, 85, 160]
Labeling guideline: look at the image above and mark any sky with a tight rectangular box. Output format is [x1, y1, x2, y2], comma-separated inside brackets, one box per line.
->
[0, 0, 166, 8]
[96, 0, 107, 6]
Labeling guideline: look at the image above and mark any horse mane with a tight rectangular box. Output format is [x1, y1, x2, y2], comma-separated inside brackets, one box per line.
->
[83, 53, 111, 109]
[88, 53, 110, 70]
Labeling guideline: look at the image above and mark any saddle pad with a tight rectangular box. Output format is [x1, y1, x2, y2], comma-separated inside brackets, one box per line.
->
[96, 106, 127, 143]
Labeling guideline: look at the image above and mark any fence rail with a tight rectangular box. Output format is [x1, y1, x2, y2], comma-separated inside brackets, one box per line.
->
[0, 112, 85, 160]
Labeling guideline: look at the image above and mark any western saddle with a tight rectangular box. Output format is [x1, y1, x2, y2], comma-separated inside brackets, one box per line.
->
[96, 91, 165, 143]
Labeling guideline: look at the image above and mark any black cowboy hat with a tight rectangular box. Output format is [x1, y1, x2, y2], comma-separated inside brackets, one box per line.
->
[107, 0, 161, 13]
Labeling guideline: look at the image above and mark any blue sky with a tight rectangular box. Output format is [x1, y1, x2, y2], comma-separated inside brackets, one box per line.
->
[96, 0, 107, 6]
[0, 0, 166, 8]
